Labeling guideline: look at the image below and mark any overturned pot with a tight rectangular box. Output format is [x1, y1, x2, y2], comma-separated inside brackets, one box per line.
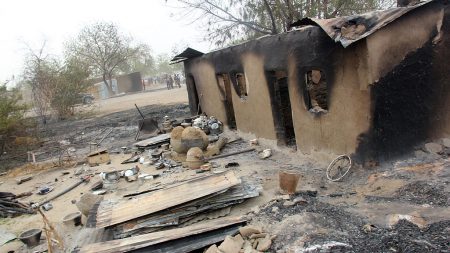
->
[63, 211, 83, 226]
[186, 147, 206, 169]
[18, 228, 42, 248]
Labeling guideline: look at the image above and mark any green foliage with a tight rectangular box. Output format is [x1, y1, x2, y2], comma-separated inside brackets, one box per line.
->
[22, 45, 60, 123]
[120, 43, 156, 76]
[23, 44, 91, 120]
[0, 86, 28, 154]
[154, 53, 182, 75]
[50, 58, 91, 118]
[0, 86, 27, 136]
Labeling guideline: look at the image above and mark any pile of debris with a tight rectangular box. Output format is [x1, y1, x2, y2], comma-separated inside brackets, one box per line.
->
[205, 225, 274, 253]
[79, 171, 260, 252]
[395, 181, 449, 206]
[78, 216, 246, 253]
[0, 191, 35, 217]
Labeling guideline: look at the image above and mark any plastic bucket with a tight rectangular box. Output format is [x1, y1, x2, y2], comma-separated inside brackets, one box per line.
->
[279, 170, 301, 194]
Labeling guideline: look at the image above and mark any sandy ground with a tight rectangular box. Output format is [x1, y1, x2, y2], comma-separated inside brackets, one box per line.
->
[0, 85, 449, 252]
[93, 84, 188, 116]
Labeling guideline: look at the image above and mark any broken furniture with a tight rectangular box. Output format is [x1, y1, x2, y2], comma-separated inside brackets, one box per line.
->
[87, 148, 111, 166]
[135, 103, 160, 140]
[89, 128, 113, 152]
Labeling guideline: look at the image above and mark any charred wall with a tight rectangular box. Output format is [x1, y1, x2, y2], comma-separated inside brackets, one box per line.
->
[355, 3, 450, 161]
[117, 72, 142, 93]
[184, 26, 340, 141]
[288, 41, 372, 155]
[429, 5, 450, 138]
[183, 1, 449, 160]
[355, 42, 436, 161]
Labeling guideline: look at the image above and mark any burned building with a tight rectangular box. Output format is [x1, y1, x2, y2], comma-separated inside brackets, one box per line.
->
[175, 0, 450, 161]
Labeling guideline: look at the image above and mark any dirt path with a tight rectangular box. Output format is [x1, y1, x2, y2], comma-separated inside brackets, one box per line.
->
[93, 85, 188, 116]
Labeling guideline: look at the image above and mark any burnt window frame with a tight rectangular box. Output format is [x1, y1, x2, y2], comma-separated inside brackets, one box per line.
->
[303, 68, 329, 114]
[235, 73, 248, 99]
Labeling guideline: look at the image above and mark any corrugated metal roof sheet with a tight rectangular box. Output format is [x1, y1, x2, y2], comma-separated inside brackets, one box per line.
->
[170, 47, 204, 64]
[290, 1, 435, 47]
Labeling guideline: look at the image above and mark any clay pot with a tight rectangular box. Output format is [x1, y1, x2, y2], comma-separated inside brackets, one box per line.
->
[170, 126, 185, 153]
[186, 147, 205, 169]
[63, 211, 83, 226]
[18, 229, 42, 248]
[171, 127, 208, 153]
[279, 170, 301, 194]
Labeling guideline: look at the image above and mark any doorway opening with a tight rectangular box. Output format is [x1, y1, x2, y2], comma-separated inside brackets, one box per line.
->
[186, 75, 201, 115]
[270, 70, 296, 147]
[217, 73, 236, 128]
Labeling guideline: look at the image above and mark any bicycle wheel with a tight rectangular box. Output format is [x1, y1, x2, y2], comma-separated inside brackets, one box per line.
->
[326, 155, 352, 181]
[59, 148, 78, 168]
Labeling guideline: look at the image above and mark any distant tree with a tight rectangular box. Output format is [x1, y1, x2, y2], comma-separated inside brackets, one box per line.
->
[23, 42, 91, 120]
[50, 57, 91, 118]
[175, 0, 396, 46]
[22, 41, 59, 124]
[66, 22, 139, 96]
[155, 53, 182, 75]
[0, 86, 28, 156]
[120, 44, 156, 77]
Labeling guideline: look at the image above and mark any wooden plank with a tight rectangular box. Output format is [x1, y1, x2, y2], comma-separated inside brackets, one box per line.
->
[131, 224, 240, 253]
[134, 134, 170, 147]
[79, 216, 245, 253]
[91, 171, 240, 228]
[113, 178, 261, 238]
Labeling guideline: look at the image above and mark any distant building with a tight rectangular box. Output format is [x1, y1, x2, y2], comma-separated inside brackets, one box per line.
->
[88, 72, 142, 99]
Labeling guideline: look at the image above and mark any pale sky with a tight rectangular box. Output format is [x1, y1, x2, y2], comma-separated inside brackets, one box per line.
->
[0, 0, 211, 84]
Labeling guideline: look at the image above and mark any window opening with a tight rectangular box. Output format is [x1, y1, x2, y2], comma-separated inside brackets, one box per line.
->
[305, 70, 328, 113]
[236, 73, 248, 98]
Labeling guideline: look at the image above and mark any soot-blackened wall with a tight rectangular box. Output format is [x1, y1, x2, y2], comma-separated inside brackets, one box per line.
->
[355, 3, 450, 162]
[355, 42, 437, 161]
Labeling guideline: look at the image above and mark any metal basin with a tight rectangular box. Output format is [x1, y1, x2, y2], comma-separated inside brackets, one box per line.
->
[18, 228, 42, 247]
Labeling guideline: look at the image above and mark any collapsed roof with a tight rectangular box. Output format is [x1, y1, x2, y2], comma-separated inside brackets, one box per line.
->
[170, 47, 204, 64]
[290, 0, 436, 47]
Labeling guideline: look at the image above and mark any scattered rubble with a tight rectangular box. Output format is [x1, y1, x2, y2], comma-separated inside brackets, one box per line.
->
[0, 98, 448, 253]
[0, 191, 35, 217]
[395, 181, 449, 206]
[424, 142, 443, 154]
[16, 175, 33, 185]
[442, 138, 450, 148]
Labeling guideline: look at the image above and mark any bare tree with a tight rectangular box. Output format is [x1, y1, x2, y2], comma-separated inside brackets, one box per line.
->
[23, 42, 91, 121]
[22, 41, 59, 124]
[66, 22, 139, 96]
[174, 0, 396, 46]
